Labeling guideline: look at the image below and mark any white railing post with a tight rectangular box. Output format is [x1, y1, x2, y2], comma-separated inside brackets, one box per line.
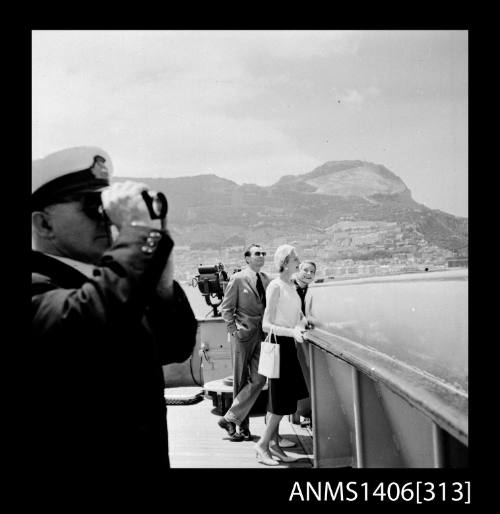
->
[432, 422, 445, 467]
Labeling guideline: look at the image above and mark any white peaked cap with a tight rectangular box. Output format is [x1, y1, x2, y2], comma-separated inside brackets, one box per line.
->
[32, 146, 113, 209]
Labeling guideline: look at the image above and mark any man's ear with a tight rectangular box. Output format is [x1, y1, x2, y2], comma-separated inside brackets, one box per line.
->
[32, 211, 54, 238]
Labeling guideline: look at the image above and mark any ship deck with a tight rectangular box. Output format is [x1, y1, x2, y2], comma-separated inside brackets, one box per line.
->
[167, 390, 314, 468]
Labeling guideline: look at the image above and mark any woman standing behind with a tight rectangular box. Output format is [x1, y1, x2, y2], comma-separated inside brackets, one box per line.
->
[255, 245, 309, 465]
[294, 260, 324, 329]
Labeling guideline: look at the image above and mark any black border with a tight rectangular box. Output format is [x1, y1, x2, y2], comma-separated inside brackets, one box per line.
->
[23, 24, 474, 506]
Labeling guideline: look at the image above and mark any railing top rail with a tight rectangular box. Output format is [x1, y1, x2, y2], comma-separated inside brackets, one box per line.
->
[310, 268, 468, 288]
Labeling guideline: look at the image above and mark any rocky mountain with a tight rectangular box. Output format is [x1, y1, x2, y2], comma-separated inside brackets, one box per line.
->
[112, 160, 468, 254]
[275, 160, 410, 198]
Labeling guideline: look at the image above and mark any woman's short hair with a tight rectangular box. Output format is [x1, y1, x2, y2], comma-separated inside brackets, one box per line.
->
[300, 260, 316, 273]
[274, 244, 296, 272]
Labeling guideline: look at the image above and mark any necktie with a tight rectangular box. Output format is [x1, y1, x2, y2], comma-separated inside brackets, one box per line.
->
[256, 272, 266, 307]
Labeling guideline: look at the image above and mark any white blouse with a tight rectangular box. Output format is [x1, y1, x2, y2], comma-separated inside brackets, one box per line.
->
[263, 277, 302, 336]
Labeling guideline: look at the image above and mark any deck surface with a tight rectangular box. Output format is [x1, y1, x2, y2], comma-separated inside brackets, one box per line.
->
[166, 391, 313, 468]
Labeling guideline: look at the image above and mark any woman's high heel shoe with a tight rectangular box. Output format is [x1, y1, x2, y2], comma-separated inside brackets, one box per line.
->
[254, 445, 279, 466]
[269, 443, 300, 463]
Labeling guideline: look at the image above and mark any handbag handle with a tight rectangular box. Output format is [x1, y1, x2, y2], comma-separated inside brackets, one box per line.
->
[264, 326, 278, 344]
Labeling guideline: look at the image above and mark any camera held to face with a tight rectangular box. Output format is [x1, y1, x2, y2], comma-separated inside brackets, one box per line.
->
[140, 190, 168, 226]
[86, 189, 169, 230]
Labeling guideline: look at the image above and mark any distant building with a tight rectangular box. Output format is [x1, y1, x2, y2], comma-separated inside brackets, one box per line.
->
[447, 257, 468, 268]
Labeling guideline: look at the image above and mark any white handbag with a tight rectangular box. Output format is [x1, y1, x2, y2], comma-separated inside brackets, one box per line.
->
[258, 329, 280, 379]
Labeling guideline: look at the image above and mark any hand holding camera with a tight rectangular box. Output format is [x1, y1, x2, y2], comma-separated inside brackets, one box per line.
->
[101, 181, 167, 231]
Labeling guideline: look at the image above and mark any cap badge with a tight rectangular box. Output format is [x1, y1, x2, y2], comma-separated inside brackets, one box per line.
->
[90, 155, 109, 179]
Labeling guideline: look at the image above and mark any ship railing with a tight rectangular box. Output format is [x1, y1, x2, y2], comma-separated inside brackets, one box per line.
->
[301, 269, 468, 468]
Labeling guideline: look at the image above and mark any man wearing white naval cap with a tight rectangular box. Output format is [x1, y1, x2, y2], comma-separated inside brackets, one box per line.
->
[31, 146, 197, 483]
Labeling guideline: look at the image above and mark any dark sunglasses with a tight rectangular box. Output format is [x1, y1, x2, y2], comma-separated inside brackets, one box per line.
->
[81, 194, 107, 221]
[253, 251, 266, 257]
[54, 193, 107, 221]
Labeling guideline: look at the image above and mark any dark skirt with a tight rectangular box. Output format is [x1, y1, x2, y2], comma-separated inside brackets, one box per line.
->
[267, 335, 309, 416]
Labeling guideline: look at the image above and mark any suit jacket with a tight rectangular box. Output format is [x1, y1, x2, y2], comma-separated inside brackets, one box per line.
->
[220, 267, 270, 343]
[31, 225, 197, 481]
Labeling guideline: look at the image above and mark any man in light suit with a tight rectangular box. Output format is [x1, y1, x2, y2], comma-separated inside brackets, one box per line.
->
[218, 244, 270, 441]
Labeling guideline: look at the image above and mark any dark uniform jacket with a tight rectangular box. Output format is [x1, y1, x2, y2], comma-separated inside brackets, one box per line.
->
[31, 225, 197, 482]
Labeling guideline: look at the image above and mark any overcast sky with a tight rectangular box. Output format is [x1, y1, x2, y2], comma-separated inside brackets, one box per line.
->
[32, 30, 468, 217]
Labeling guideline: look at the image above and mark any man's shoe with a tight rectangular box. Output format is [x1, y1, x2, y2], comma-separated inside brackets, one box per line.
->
[278, 437, 296, 448]
[239, 426, 252, 441]
[218, 417, 243, 441]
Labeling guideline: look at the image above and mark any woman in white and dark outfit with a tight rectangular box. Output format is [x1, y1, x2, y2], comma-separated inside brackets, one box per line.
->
[254, 245, 309, 465]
